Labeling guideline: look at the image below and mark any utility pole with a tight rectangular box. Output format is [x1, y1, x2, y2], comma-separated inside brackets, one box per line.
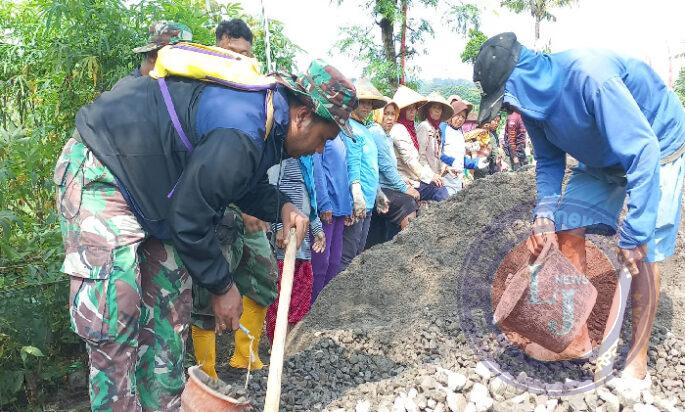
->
[261, 0, 274, 72]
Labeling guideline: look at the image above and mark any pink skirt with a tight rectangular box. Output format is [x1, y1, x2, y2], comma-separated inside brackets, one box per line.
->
[266, 259, 313, 344]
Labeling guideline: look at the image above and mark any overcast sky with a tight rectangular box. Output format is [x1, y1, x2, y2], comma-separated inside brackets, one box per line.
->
[237, 0, 685, 85]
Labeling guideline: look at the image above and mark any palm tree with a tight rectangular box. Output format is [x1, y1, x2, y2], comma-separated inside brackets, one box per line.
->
[500, 0, 577, 43]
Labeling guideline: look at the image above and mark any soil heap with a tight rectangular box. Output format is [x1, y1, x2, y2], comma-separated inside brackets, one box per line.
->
[239, 170, 685, 412]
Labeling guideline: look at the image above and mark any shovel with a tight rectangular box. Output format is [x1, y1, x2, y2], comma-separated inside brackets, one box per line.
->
[264, 228, 298, 412]
[594, 263, 633, 382]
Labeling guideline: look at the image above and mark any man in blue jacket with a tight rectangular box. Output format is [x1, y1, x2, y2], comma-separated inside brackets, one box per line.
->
[474, 33, 685, 384]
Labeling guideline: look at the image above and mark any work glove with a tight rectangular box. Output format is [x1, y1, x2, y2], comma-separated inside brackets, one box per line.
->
[351, 182, 366, 219]
[477, 157, 490, 169]
[375, 188, 390, 214]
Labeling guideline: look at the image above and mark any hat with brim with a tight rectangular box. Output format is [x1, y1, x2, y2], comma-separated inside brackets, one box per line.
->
[355, 79, 387, 110]
[418, 92, 454, 122]
[275, 59, 358, 137]
[447, 95, 474, 117]
[473, 32, 521, 124]
[133, 21, 193, 54]
[391, 85, 427, 111]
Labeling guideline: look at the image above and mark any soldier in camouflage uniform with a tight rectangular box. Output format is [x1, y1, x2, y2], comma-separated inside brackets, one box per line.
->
[113, 21, 193, 90]
[55, 58, 357, 411]
[190, 18, 277, 377]
[56, 135, 191, 411]
[191, 205, 278, 376]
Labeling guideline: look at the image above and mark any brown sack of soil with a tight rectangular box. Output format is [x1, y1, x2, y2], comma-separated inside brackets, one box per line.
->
[493, 243, 598, 353]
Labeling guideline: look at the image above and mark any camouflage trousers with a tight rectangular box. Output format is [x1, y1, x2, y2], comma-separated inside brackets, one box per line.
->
[55, 138, 191, 412]
[191, 206, 277, 330]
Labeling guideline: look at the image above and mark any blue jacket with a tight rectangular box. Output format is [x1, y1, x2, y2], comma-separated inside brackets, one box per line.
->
[504, 46, 685, 249]
[369, 123, 408, 193]
[344, 119, 379, 212]
[314, 135, 353, 217]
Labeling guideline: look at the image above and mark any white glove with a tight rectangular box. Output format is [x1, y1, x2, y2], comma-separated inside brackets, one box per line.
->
[375, 188, 390, 214]
[477, 157, 490, 169]
[351, 182, 366, 219]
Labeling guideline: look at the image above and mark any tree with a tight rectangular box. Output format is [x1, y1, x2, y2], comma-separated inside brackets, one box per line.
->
[500, 0, 577, 44]
[335, 0, 439, 94]
[675, 67, 685, 107]
[460, 28, 487, 63]
[0, 0, 298, 407]
[445, 2, 481, 35]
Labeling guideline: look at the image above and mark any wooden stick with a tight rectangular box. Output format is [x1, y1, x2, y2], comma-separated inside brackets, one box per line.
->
[264, 228, 298, 412]
[594, 264, 632, 382]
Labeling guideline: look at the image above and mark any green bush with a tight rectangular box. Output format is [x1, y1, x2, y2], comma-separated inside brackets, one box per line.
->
[0, 0, 297, 407]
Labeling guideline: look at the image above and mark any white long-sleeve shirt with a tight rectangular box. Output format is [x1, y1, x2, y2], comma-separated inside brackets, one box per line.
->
[390, 123, 434, 186]
[442, 125, 466, 173]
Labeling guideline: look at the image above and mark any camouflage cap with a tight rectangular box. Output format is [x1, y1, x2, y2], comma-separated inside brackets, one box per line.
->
[277, 59, 358, 136]
[133, 21, 193, 54]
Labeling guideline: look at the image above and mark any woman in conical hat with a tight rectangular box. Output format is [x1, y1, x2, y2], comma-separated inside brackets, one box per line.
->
[340, 79, 387, 270]
[440, 95, 483, 194]
[416, 92, 454, 184]
[390, 85, 449, 202]
[366, 97, 420, 246]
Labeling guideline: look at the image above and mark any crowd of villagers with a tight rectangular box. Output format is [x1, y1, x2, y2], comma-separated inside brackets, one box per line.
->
[52, 16, 531, 411]
[187, 71, 535, 376]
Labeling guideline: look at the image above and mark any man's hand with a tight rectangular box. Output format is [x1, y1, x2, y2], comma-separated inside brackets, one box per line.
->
[405, 185, 420, 201]
[275, 228, 285, 249]
[513, 157, 520, 165]
[351, 182, 367, 219]
[211, 284, 242, 334]
[431, 174, 444, 187]
[320, 210, 333, 225]
[344, 216, 356, 226]
[376, 189, 390, 214]
[281, 202, 309, 249]
[312, 231, 326, 253]
[618, 245, 646, 276]
[242, 213, 268, 234]
[526, 217, 558, 258]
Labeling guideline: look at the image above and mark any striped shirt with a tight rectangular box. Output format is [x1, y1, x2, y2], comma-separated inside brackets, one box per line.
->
[267, 158, 323, 260]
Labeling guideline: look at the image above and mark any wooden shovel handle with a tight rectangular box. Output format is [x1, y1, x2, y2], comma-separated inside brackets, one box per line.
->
[263, 228, 298, 412]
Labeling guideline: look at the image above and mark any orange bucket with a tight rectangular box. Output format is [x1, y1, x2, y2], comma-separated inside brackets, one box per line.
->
[180, 366, 251, 412]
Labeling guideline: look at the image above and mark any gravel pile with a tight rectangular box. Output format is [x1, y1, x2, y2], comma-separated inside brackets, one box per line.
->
[219, 171, 685, 411]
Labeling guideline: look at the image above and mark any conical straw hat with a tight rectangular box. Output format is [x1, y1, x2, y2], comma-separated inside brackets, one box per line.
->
[418, 92, 454, 122]
[354, 79, 387, 110]
[391, 85, 427, 111]
[447, 95, 474, 116]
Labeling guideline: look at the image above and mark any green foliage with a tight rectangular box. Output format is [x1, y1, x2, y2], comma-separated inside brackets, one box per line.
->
[419, 78, 480, 107]
[445, 3, 481, 35]
[500, 0, 577, 40]
[461, 28, 487, 63]
[0, 0, 298, 407]
[675, 67, 685, 107]
[335, 0, 444, 94]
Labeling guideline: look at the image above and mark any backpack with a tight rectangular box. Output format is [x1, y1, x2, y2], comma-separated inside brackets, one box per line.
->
[149, 42, 278, 152]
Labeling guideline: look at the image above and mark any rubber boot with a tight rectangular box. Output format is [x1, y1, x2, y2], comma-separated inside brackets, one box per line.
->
[191, 325, 218, 379]
[229, 296, 267, 370]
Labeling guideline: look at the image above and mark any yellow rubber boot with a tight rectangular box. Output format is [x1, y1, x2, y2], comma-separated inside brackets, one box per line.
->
[229, 296, 267, 370]
[191, 325, 218, 379]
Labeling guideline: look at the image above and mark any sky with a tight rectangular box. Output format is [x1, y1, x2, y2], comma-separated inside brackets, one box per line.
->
[237, 0, 685, 85]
